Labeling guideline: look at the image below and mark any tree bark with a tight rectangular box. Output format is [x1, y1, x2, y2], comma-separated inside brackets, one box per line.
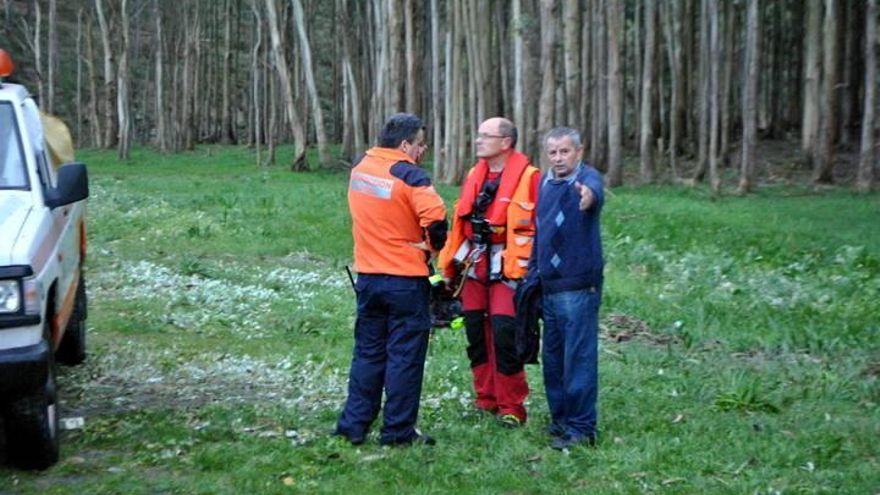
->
[579, 0, 591, 137]
[738, 0, 760, 194]
[707, 0, 721, 193]
[537, 0, 556, 144]
[47, 0, 56, 113]
[291, 0, 330, 167]
[814, 0, 838, 183]
[562, 0, 580, 130]
[154, 0, 167, 152]
[839, 0, 860, 145]
[662, 0, 683, 178]
[249, 0, 262, 166]
[404, 0, 417, 113]
[85, 14, 101, 148]
[590, 0, 608, 171]
[606, 0, 624, 186]
[75, 9, 83, 145]
[95, 0, 117, 148]
[692, 0, 710, 182]
[512, 0, 524, 135]
[264, 0, 307, 170]
[639, 0, 657, 183]
[431, 0, 442, 172]
[857, 0, 877, 192]
[802, 0, 821, 167]
[387, 0, 404, 113]
[719, 0, 735, 166]
[221, 0, 235, 144]
[117, 0, 131, 160]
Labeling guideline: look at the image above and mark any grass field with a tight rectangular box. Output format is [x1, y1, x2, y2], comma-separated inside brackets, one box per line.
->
[1, 145, 878, 494]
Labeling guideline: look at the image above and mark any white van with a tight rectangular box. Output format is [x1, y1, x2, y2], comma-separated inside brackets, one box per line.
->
[0, 49, 88, 470]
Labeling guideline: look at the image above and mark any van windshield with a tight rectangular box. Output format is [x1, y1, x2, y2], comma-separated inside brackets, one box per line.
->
[0, 102, 28, 189]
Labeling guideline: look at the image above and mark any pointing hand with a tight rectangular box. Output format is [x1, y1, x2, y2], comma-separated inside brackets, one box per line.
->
[574, 181, 594, 211]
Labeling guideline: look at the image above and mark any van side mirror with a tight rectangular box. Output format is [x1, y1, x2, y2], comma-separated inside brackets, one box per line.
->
[45, 162, 89, 208]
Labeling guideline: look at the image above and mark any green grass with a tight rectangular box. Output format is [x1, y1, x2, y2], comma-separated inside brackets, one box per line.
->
[2, 145, 878, 494]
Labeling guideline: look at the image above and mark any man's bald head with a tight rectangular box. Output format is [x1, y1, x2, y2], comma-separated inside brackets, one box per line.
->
[475, 117, 518, 160]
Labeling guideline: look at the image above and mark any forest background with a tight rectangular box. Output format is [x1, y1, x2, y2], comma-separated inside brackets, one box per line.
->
[1, 0, 879, 192]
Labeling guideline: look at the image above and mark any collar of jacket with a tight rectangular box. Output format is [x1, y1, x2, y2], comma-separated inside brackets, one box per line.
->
[455, 150, 532, 223]
[365, 147, 415, 164]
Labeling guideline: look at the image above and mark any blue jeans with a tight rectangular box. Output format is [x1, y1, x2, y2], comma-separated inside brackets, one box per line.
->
[336, 274, 431, 443]
[541, 287, 600, 439]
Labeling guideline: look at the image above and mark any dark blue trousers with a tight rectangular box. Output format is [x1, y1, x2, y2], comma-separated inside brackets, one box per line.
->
[336, 274, 431, 444]
[542, 288, 601, 440]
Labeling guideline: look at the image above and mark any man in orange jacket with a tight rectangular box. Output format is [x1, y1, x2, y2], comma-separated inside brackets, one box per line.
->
[439, 117, 540, 426]
[336, 113, 447, 446]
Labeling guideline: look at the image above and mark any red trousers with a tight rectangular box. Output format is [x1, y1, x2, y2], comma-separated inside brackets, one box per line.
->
[460, 255, 529, 422]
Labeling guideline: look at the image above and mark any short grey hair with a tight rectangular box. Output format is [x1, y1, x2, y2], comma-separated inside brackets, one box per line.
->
[543, 127, 583, 148]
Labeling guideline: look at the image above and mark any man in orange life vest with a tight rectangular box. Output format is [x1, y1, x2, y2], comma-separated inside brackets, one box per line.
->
[439, 117, 540, 426]
[335, 113, 447, 446]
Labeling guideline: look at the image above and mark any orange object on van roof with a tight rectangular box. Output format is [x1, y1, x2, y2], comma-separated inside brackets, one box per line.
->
[0, 49, 14, 78]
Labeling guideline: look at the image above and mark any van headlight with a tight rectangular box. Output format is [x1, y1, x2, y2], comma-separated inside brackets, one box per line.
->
[0, 280, 21, 313]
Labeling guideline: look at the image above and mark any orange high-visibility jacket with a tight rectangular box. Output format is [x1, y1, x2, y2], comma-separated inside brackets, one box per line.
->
[438, 151, 539, 281]
[349, 147, 447, 277]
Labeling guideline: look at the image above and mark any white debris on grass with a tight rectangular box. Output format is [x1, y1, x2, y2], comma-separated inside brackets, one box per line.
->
[70, 347, 347, 414]
[90, 253, 351, 338]
[614, 240, 869, 313]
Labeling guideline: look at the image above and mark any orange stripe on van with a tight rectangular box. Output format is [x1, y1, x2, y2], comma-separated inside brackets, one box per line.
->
[52, 269, 80, 348]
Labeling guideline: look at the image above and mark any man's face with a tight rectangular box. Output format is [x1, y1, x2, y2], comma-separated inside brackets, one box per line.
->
[545, 136, 584, 179]
[402, 129, 428, 163]
[475, 120, 511, 159]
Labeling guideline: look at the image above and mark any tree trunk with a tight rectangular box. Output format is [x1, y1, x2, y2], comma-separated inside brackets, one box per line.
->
[95, 0, 117, 148]
[249, 0, 262, 166]
[387, 0, 404, 114]
[117, 0, 131, 160]
[738, 0, 760, 194]
[75, 9, 83, 146]
[291, 0, 330, 167]
[562, 0, 580, 130]
[85, 14, 101, 148]
[264, 0, 307, 170]
[221, 0, 235, 144]
[47, 0, 56, 113]
[155, 0, 167, 152]
[591, 0, 608, 171]
[579, 0, 591, 137]
[692, 0, 710, 182]
[639, 0, 657, 183]
[606, 0, 623, 186]
[839, 0, 859, 145]
[512, 0, 524, 137]
[537, 0, 556, 144]
[802, 0, 821, 167]
[719, 0, 735, 166]
[707, 0, 721, 193]
[857, 0, 877, 192]
[31, 2, 45, 110]
[431, 0, 442, 172]
[814, 0, 838, 183]
[663, 0, 683, 178]
[404, 0, 417, 113]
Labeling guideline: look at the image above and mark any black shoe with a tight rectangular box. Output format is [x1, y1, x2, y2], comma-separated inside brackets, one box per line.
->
[547, 423, 566, 438]
[498, 414, 524, 428]
[332, 429, 365, 446]
[551, 434, 596, 450]
[380, 430, 436, 447]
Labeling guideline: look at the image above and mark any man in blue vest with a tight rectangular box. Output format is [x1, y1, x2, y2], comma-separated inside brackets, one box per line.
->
[531, 127, 604, 450]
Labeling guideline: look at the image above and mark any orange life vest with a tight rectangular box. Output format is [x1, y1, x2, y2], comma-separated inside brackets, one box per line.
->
[439, 151, 539, 281]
